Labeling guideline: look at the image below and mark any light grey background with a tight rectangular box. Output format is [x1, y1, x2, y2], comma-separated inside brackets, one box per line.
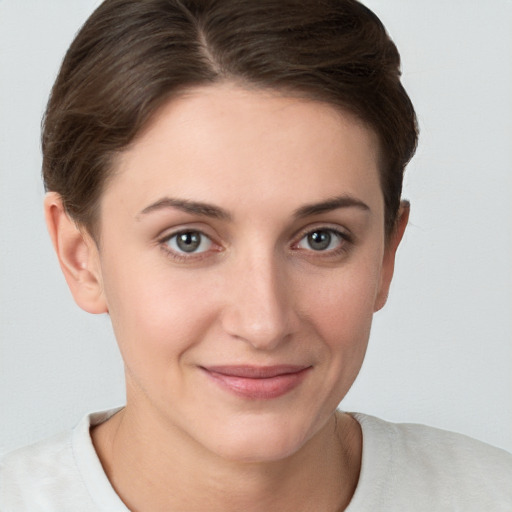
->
[1, 0, 511, 456]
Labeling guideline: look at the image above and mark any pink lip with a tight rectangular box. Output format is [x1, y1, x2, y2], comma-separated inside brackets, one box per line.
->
[201, 365, 311, 400]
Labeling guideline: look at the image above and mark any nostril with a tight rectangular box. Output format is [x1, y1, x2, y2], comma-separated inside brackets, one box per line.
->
[220, 293, 293, 350]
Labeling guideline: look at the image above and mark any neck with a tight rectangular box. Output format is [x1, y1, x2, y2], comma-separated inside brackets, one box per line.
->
[92, 404, 361, 512]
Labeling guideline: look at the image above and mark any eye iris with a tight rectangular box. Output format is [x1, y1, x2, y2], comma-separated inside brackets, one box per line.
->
[308, 230, 331, 251]
[176, 232, 201, 252]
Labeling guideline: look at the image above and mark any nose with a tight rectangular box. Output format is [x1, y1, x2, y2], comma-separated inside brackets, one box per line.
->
[220, 251, 295, 351]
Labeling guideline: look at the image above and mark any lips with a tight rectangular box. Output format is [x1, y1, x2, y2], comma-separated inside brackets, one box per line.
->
[201, 365, 311, 400]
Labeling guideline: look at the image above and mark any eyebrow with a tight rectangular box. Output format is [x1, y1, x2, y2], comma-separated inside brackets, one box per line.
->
[293, 195, 370, 218]
[137, 194, 369, 221]
[138, 197, 232, 221]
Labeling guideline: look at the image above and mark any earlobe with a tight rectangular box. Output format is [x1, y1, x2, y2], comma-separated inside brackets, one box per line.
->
[374, 201, 410, 312]
[44, 192, 108, 314]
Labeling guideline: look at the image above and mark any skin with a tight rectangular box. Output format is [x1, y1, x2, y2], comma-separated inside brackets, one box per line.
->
[45, 83, 408, 512]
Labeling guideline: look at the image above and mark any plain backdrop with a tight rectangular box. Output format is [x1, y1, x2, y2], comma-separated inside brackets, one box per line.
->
[1, 0, 511, 456]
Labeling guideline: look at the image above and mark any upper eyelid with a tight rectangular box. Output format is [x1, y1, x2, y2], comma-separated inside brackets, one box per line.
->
[292, 224, 352, 242]
[164, 229, 211, 242]
[157, 225, 216, 242]
[162, 232, 217, 253]
[155, 223, 352, 248]
[158, 229, 219, 262]
[290, 227, 354, 256]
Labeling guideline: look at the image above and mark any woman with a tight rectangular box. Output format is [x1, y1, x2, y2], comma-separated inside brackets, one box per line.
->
[1, 0, 511, 510]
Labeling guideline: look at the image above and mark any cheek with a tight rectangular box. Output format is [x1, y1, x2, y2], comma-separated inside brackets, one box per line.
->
[303, 255, 381, 327]
[101, 255, 219, 369]
[298, 255, 382, 367]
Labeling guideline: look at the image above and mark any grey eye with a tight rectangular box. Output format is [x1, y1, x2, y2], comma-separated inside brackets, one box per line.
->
[297, 229, 343, 251]
[308, 231, 331, 251]
[167, 231, 212, 253]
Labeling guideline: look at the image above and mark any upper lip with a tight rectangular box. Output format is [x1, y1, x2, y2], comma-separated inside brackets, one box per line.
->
[202, 365, 311, 379]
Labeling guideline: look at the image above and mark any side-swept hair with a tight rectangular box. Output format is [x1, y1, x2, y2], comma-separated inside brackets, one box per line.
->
[42, 0, 418, 237]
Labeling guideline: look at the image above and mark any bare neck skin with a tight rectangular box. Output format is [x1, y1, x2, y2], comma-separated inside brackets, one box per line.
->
[91, 404, 362, 512]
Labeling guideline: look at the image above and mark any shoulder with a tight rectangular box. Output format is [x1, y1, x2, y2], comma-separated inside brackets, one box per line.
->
[0, 429, 92, 510]
[356, 412, 512, 470]
[0, 429, 74, 478]
[349, 413, 512, 511]
[0, 409, 123, 511]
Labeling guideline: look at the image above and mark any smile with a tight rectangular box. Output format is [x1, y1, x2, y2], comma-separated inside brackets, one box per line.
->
[201, 365, 312, 400]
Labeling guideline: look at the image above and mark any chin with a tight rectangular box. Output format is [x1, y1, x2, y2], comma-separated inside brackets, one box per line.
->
[199, 413, 320, 464]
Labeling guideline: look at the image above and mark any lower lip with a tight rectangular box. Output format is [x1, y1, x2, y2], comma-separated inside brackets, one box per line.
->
[202, 367, 311, 400]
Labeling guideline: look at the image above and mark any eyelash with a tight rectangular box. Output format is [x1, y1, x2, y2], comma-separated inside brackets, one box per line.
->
[293, 227, 352, 257]
[158, 226, 353, 263]
[159, 230, 219, 262]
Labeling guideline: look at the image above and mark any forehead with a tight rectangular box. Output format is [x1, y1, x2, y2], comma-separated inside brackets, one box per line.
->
[106, 83, 383, 218]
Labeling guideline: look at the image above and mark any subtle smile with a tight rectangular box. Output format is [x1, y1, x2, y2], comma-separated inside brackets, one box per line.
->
[200, 365, 312, 400]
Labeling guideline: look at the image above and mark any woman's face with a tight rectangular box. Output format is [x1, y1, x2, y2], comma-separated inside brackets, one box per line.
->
[92, 84, 396, 462]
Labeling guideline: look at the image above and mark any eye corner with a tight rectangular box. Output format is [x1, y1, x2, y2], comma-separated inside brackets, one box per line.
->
[292, 226, 353, 256]
[158, 228, 222, 263]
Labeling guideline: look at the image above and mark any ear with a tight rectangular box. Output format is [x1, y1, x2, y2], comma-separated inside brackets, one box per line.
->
[44, 192, 108, 314]
[374, 201, 410, 312]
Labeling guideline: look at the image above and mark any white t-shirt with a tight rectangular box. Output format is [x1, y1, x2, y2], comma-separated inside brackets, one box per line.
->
[1, 409, 511, 511]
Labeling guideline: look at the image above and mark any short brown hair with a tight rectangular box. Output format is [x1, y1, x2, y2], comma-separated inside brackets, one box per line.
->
[42, 0, 418, 237]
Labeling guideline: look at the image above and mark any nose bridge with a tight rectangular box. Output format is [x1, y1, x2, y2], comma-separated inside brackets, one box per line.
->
[222, 246, 292, 350]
